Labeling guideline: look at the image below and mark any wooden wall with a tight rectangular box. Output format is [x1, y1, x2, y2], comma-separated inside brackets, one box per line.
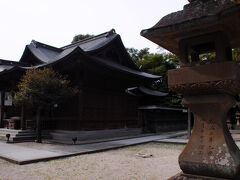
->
[42, 91, 139, 130]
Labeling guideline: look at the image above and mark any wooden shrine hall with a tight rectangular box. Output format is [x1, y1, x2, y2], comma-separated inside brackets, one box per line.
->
[0, 29, 168, 131]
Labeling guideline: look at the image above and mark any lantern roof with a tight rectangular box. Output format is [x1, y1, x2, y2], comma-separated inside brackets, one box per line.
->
[141, 0, 240, 55]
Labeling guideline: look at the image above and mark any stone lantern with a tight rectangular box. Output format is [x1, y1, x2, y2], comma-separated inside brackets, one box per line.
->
[141, 0, 240, 179]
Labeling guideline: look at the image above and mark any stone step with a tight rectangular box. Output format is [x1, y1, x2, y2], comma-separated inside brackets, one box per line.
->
[12, 136, 36, 142]
[0, 134, 51, 142]
[230, 129, 240, 134]
[0, 131, 36, 136]
[43, 128, 143, 144]
[0, 131, 35, 137]
[0, 129, 34, 134]
[15, 133, 36, 137]
[0, 128, 37, 143]
[48, 131, 140, 138]
[45, 128, 141, 135]
[45, 129, 141, 140]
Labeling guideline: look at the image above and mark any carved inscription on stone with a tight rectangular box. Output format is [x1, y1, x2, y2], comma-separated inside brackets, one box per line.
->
[197, 120, 216, 163]
[198, 122, 205, 156]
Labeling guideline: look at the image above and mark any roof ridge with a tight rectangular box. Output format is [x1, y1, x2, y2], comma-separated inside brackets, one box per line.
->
[62, 29, 116, 50]
[31, 40, 62, 52]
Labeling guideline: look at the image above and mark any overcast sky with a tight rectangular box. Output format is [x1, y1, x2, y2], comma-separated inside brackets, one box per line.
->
[0, 0, 188, 61]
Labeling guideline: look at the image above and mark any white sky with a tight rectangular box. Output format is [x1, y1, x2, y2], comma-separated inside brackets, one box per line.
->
[0, 0, 188, 61]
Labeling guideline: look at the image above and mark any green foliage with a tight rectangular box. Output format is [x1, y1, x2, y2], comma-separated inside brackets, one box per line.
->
[126, 47, 150, 63]
[199, 52, 216, 61]
[126, 48, 139, 62]
[14, 67, 78, 108]
[136, 53, 177, 91]
[129, 47, 240, 107]
[158, 92, 183, 107]
[138, 48, 150, 60]
[233, 48, 240, 63]
[136, 53, 182, 107]
[71, 34, 94, 43]
[232, 48, 240, 107]
[189, 48, 240, 62]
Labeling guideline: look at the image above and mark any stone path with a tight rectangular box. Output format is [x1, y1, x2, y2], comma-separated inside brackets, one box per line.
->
[0, 131, 187, 165]
[0, 142, 64, 164]
[156, 138, 188, 144]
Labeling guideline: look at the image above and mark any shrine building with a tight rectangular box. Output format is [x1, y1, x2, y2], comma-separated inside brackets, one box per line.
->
[0, 29, 171, 132]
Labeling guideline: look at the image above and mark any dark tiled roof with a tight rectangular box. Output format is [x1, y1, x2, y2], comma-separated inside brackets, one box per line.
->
[0, 65, 15, 73]
[26, 42, 77, 64]
[2, 29, 161, 81]
[62, 29, 117, 51]
[0, 59, 26, 73]
[126, 86, 168, 97]
[138, 105, 186, 111]
[23, 29, 118, 64]
[90, 56, 160, 80]
[139, 86, 168, 96]
[0, 59, 23, 65]
[9, 52, 161, 81]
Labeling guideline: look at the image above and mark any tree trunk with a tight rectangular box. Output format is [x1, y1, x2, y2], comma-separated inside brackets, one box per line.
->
[0, 91, 5, 128]
[36, 106, 42, 143]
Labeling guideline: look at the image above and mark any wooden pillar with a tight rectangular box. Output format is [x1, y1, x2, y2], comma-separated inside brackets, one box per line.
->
[20, 105, 26, 130]
[187, 108, 191, 139]
[0, 91, 5, 128]
[36, 106, 42, 143]
[139, 110, 144, 133]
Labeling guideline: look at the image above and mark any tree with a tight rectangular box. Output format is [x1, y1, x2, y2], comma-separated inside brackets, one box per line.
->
[136, 53, 177, 91]
[126, 47, 150, 63]
[126, 48, 139, 63]
[71, 34, 94, 43]
[136, 53, 182, 107]
[138, 48, 150, 60]
[14, 67, 78, 143]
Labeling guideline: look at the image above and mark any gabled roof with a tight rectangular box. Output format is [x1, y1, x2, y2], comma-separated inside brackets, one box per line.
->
[20, 29, 119, 65]
[0, 29, 161, 84]
[0, 59, 26, 73]
[62, 29, 117, 51]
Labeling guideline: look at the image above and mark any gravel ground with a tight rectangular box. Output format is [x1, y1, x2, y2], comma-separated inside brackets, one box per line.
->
[0, 143, 184, 180]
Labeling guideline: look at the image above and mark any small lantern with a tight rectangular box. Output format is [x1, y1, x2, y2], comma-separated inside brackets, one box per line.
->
[6, 134, 10, 143]
[72, 137, 77, 145]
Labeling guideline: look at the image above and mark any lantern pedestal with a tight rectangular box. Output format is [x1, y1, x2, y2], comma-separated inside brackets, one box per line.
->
[168, 172, 231, 180]
[178, 95, 240, 179]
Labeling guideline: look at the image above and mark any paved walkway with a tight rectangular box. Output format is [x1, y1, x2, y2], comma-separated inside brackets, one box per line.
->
[0, 131, 187, 165]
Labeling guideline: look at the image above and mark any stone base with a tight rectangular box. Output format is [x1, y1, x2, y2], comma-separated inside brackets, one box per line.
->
[168, 172, 231, 180]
